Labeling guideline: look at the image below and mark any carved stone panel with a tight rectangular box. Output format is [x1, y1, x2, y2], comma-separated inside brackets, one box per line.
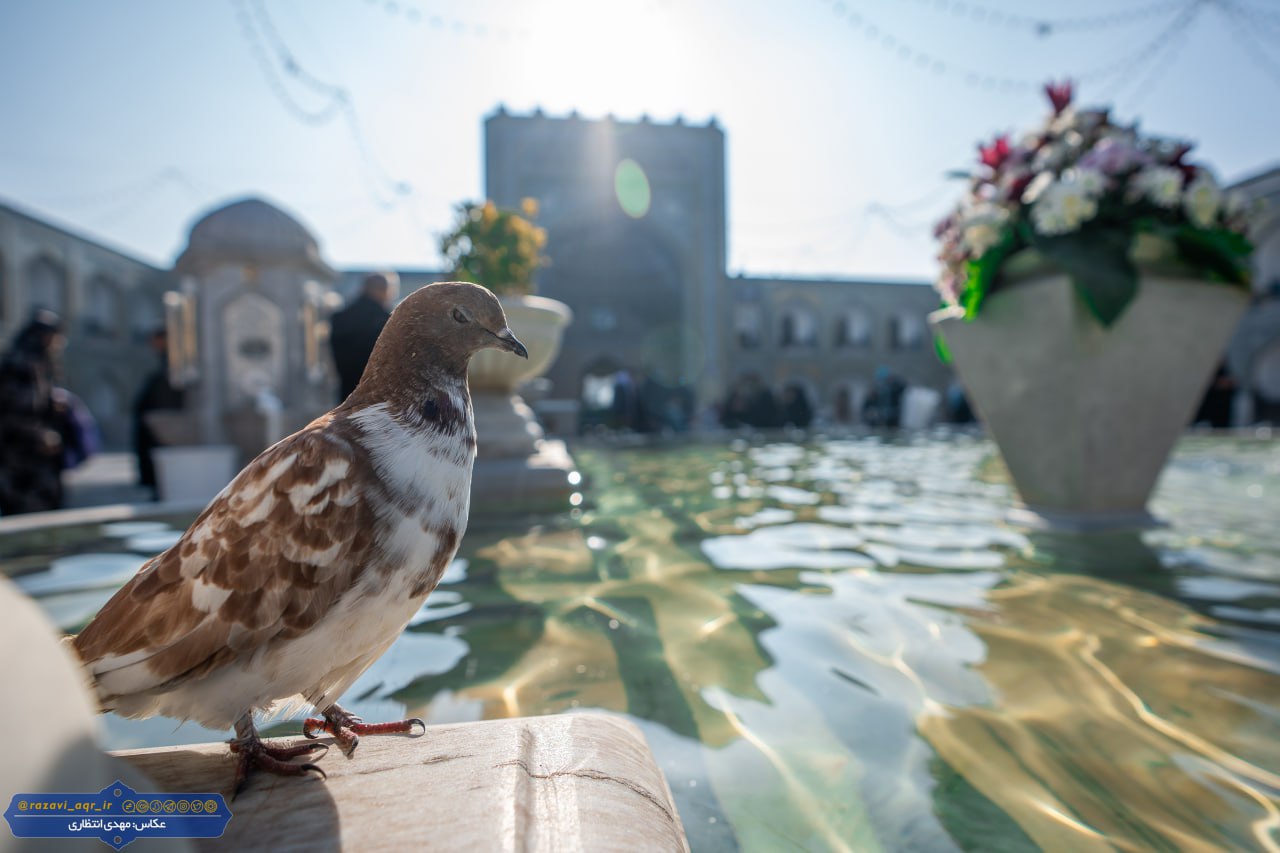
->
[223, 291, 284, 406]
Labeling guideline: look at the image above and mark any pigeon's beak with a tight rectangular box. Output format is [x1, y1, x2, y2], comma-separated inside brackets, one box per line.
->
[494, 327, 529, 359]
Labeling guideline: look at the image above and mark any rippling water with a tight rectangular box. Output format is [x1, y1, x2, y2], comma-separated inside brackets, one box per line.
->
[10, 433, 1280, 851]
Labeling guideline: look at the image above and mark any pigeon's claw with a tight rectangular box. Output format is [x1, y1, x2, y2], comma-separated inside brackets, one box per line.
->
[228, 737, 328, 799]
[304, 705, 426, 757]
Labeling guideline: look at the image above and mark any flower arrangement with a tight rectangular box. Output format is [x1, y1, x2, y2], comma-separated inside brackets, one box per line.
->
[439, 198, 548, 296]
[934, 81, 1254, 326]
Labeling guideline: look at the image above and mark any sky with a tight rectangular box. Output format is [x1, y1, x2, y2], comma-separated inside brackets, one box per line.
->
[1, 0, 1277, 282]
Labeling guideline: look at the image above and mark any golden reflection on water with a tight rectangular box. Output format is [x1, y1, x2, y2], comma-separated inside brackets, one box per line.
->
[24, 436, 1279, 851]
[923, 570, 1280, 852]
[399, 439, 1280, 852]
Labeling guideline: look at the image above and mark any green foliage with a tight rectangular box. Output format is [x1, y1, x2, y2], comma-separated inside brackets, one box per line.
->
[934, 327, 952, 363]
[439, 199, 548, 296]
[959, 230, 1019, 320]
[1171, 225, 1253, 286]
[1028, 224, 1138, 326]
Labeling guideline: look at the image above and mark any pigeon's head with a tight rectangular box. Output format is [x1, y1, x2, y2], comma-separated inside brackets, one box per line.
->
[407, 281, 527, 359]
[355, 281, 528, 397]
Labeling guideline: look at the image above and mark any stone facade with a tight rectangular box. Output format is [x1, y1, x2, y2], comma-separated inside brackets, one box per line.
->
[0, 201, 172, 448]
[485, 108, 729, 409]
[726, 275, 951, 422]
[484, 108, 951, 423]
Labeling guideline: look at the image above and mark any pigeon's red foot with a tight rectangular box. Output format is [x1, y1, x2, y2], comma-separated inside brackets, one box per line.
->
[303, 703, 426, 757]
[228, 724, 328, 799]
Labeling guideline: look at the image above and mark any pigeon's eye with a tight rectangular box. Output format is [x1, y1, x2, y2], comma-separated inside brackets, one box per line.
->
[452, 308, 470, 324]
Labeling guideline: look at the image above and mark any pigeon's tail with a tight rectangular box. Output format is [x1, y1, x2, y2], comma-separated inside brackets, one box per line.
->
[60, 634, 113, 714]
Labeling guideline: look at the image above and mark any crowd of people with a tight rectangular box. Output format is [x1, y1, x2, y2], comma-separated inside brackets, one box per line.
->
[720, 374, 813, 429]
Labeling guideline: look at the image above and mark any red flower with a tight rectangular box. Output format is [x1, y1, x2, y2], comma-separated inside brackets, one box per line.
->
[1044, 80, 1073, 115]
[979, 134, 1012, 170]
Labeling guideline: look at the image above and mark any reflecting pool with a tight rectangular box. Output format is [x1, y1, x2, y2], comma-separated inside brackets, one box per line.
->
[8, 432, 1280, 851]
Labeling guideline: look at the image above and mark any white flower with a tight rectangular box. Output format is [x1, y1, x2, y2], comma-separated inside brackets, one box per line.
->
[935, 272, 963, 306]
[1022, 172, 1055, 204]
[1032, 141, 1069, 172]
[1068, 167, 1107, 197]
[1031, 175, 1099, 236]
[1130, 165, 1183, 208]
[959, 203, 1010, 256]
[1184, 170, 1221, 227]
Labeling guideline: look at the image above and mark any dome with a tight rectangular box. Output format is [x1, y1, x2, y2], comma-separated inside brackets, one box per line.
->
[176, 197, 334, 278]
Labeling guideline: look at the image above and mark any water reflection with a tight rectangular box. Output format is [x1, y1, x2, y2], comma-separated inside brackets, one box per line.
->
[12, 434, 1280, 850]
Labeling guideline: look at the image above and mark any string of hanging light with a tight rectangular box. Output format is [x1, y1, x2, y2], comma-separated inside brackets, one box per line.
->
[355, 0, 532, 41]
[899, 0, 1191, 37]
[818, 0, 1203, 95]
[232, 0, 411, 208]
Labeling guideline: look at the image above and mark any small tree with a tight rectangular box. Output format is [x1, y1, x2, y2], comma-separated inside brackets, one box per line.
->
[439, 198, 548, 296]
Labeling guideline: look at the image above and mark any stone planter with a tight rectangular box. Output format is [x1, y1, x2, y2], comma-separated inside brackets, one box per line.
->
[930, 273, 1248, 531]
[469, 294, 574, 395]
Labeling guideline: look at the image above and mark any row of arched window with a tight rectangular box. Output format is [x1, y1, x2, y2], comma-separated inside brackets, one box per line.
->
[0, 252, 161, 341]
[734, 304, 925, 351]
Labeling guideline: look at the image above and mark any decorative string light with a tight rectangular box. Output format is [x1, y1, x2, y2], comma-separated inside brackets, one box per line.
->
[1104, 11, 1200, 111]
[1218, 0, 1280, 86]
[232, 0, 412, 209]
[901, 0, 1191, 37]
[357, 0, 532, 40]
[818, 0, 1204, 95]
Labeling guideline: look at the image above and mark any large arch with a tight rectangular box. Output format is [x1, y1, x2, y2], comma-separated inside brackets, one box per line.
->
[25, 253, 69, 319]
[130, 289, 163, 342]
[85, 273, 123, 338]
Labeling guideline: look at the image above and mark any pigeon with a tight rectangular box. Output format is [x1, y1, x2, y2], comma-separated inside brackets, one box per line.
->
[71, 282, 527, 793]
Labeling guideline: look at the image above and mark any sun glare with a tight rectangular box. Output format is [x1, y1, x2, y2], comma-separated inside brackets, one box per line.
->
[518, 0, 697, 119]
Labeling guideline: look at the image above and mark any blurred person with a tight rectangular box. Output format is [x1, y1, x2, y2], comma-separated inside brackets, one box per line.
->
[780, 382, 813, 429]
[946, 379, 975, 424]
[1194, 362, 1235, 428]
[0, 309, 70, 514]
[863, 366, 905, 428]
[611, 368, 639, 430]
[746, 376, 780, 428]
[330, 271, 399, 401]
[721, 374, 779, 429]
[133, 327, 185, 498]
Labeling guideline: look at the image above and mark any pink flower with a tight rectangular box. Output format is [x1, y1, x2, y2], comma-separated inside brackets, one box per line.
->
[1044, 80, 1073, 115]
[1079, 137, 1152, 175]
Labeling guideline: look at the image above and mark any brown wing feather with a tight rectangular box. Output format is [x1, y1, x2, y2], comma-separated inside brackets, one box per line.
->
[73, 423, 375, 701]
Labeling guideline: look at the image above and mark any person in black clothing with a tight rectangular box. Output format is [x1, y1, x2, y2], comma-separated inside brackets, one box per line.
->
[863, 366, 906, 428]
[721, 374, 780, 429]
[133, 328, 185, 498]
[1194, 362, 1236, 428]
[330, 271, 398, 401]
[780, 382, 813, 429]
[0, 310, 69, 515]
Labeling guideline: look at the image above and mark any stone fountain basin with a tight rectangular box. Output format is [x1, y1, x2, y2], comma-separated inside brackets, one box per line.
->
[469, 295, 574, 394]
